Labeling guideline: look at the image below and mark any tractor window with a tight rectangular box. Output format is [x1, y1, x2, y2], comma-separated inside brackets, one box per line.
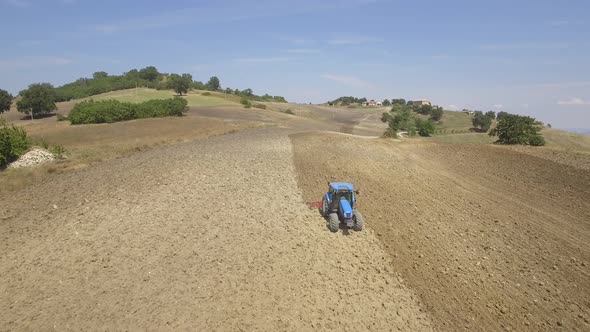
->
[336, 191, 352, 203]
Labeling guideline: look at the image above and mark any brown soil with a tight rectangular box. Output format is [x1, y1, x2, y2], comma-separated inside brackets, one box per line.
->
[2, 96, 589, 330]
[291, 132, 590, 331]
[0, 129, 431, 331]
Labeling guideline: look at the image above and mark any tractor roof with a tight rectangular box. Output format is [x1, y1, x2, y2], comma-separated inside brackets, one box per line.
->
[329, 182, 354, 191]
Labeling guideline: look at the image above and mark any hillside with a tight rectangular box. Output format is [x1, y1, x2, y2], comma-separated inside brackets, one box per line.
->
[1, 90, 589, 330]
[86, 88, 239, 107]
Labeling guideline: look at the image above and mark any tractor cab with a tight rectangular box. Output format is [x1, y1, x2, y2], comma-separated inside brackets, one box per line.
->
[327, 182, 355, 211]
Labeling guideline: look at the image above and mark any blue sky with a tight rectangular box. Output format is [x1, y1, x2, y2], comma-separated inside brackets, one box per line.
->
[1, 0, 589, 128]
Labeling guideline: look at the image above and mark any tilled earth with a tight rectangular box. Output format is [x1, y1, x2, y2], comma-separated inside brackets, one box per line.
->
[291, 132, 590, 331]
[0, 129, 431, 331]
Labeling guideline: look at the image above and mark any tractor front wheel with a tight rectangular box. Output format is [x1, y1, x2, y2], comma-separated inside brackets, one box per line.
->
[352, 211, 364, 231]
[328, 213, 339, 233]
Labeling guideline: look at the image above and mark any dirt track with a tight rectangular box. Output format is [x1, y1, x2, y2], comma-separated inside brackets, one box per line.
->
[0, 129, 431, 330]
[291, 132, 590, 331]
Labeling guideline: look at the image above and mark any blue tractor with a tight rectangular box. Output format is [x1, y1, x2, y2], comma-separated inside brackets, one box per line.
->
[321, 182, 364, 232]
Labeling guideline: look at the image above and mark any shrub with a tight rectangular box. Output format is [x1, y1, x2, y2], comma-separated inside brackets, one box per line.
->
[56, 114, 68, 121]
[240, 97, 252, 108]
[430, 107, 444, 121]
[253, 103, 266, 109]
[68, 98, 188, 124]
[382, 128, 398, 138]
[415, 118, 436, 137]
[50, 145, 66, 159]
[201, 92, 212, 96]
[0, 119, 30, 168]
[133, 98, 188, 119]
[38, 140, 49, 149]
[283, 109, 294, 115]
[528, 134, 546, 146]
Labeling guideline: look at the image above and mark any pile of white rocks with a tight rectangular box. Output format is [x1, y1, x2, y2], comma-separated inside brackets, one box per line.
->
[9, 148, 55, 169]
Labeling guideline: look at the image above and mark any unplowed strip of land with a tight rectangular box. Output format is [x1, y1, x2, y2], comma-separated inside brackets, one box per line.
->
[291, 132, 590, 331]
[0, 128, 431, 331]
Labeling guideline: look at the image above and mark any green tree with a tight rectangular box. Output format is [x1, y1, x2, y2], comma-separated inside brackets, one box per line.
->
[206, 76, 221, 91]
[125, 69, 139, 79]
[485, 111, 496, 119]
[16, 83, 57, 117]
[138, 66, 160, 81]
[416, 104, 433, 115]
[192, 81, 206, 90]
[547, 123, 552, 128]
[489, 114, 545, 145]
[92, 71, 108, 79]
[0, 89, 12, 114]
[170, 73, 192, 95]
[430, 106, 444, 121]
[382, 107, 416, 137]
[415, 118, 436, 137]
[382, 99, 391, 106]
[241, 88, 253, 96]
[496, 111, 509, 120]
[472, 111, 493, 132]
[391, 98, 406, 105]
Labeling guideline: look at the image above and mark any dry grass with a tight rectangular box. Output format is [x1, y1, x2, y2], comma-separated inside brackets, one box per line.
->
[436, 110, 474, 131]
[86, 88, 239, 107]
[427, 132, 496, 144]
[0, 114, 261, 192]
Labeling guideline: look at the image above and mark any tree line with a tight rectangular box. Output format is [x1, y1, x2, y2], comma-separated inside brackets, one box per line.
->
[0, 66, 288, 118]
[380, 102, 546, 145]
[380, 103, 443, 138]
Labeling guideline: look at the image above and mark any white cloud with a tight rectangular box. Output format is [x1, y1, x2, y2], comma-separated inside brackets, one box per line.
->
[493, 104, 504, 109]
[279, 37, 316, 45]
[234, 57, 290, 63]
[479, 42, 571, 51]
[549, 20, 569, 26]
[320, 74, 374, 88]
[328, 36, 383, 45]
[557, 97, 590, 106]
[0, 56, 72, 70]
[285, 48, 320, 54]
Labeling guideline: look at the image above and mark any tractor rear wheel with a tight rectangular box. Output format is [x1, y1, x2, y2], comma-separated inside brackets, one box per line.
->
[353, 211, 364, 231]
[328, 213, 339, 233]
[321, 197, 328, 217]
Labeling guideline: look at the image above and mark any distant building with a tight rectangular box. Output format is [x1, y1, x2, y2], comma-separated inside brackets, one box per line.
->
[411, 99, 431, 106]
[362, 100, 378, 107]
